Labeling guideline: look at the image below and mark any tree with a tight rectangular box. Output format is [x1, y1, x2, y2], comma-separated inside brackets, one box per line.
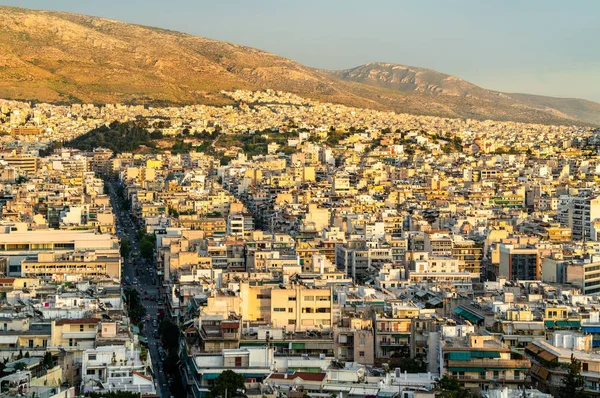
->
[159, 319, 180, 351]
[436, 375, 474, 398]
[14, 362, 27, 371]
[209, 370, 246, 398]
[124, 288, 146, 324]
[558, 354, 586, 398]
[140, 239, 154, 260]
[120, 239, 131, 258]
[43, 352, 54, 369]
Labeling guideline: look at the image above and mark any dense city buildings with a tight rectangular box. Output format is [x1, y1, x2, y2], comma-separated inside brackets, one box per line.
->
[0, 90, 599, 397]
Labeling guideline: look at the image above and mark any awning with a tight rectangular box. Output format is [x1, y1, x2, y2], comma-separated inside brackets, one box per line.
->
[471, 351, 501, 359]
[0, 336, 18, 344]
[201, 373, 221, 380]
[582, 326, 600, 333]
[448, 352, 471, 361]
[538, 350, 558, 362]
[453, 307, 483, 323]
[349, 387, 379, 396]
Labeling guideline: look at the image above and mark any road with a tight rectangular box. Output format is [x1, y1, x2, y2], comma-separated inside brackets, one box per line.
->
[106, 180, 170, 398]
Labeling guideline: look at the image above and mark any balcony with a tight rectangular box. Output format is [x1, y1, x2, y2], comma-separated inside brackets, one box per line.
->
[447, 359, 530, 369]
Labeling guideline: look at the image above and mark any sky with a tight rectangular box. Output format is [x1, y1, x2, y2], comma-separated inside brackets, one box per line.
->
[2, 0, 599, 102]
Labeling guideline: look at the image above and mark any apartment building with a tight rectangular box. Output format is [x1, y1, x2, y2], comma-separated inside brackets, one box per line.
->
[21, 251, 121, 281]
[0, 229, 119, 276]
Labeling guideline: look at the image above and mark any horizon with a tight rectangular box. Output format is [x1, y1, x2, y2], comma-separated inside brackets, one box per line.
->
[0, 1, 599, 103]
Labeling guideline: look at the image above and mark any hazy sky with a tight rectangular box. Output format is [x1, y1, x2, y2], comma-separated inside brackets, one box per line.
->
[2, 0, 599, 101]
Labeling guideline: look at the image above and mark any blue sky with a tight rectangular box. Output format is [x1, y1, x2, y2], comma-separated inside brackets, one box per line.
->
[2, 0, 599, 102]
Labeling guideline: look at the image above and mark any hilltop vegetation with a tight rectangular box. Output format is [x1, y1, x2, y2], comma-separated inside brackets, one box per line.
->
[65, 121, 157, 153]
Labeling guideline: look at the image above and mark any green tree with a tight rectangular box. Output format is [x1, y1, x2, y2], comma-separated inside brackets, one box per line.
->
[558, 354, 586, 398]
[14, 362, 27, 371]
[436, 375, 473, 398]
[43, 352, 54, 369]
[209, 370, 246, 398]
[159, 319, 180, 351]
[140, 239, 154, 260]
[124, 288, 146, 324]
[120, 239, 131, 258]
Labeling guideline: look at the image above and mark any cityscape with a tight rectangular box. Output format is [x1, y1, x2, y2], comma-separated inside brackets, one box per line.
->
[0, 2, 598, 398]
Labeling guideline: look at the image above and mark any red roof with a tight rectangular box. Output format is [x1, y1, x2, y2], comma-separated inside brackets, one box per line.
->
[0, 278, 15, 284]
[221, 321, 240, 329]
[267, 372, 326, 382]
[133, 371, 153, 382]
[56, 318, 100, 326]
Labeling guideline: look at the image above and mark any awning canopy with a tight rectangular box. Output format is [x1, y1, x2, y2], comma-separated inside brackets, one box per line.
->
[582, 326, 600, 333]
[453, 307, 483, 323]
[448, 352, 471, 361]
[349, 387, 379, 396]
[471, 351, 501, 359]
[0, 336, 18, 345]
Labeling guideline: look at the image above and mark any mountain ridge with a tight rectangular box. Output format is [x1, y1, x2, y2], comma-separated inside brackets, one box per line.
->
[0, 6, 598, 125]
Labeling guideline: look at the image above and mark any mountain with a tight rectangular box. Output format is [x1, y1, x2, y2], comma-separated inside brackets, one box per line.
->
[326, 63, 600, 125]
[0, 6, 598, 125]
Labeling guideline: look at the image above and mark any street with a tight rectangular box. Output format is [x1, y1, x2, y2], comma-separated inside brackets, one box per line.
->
[107, 180, 171, 398]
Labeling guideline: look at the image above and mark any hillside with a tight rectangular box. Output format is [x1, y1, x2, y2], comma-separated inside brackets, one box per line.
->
[326, 63, 600, 125]
[0, 6, 598, 125]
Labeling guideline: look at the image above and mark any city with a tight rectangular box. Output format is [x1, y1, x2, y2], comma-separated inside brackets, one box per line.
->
[0, 2, 598, 398]
[0, 87, 598, 397]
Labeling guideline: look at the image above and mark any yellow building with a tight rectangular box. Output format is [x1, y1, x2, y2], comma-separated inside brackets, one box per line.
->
[50, 318, 99, 349]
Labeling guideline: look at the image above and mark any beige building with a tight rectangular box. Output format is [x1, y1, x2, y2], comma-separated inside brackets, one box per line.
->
[240, 283, 334, 332]
[21, 251, 121, 281]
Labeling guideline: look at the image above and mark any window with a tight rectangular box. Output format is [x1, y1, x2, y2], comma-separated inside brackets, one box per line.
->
[69, 339, 73, 347]
[316, 308, 331, 313]
[493, 371, 499, 379]
[359, 351, 365, 357]
[89, 324, 95, 329]
[273, 308, 286, 312]
[583, 362, 589, 372]
[359, 338, 365, 345]
[80, 325, 84, 332]
[288, 308, 294, 313]
[288, 297, 297, 301]
[89, 354, 96, 361]
[87, 369, 95, 375]
[28, 340, 33, 348]
[235, 357, 242, 367]
[305, 296, 315, 301]
[288, 320, 296, 325]
[317, 296, 330, 301]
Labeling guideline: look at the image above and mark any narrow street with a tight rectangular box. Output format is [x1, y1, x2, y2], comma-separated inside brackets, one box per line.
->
[106, 180, 170, 398]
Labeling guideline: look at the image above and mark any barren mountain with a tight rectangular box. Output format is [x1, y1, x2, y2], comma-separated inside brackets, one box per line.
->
[326, 63, 600, 125]
[0, 6, 598, 125]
